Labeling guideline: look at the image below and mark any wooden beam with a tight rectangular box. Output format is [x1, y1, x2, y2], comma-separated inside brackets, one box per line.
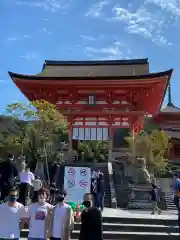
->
[56, 103, 134, 110]
[64, 110, 145, 116]
[70, 125, 129, 129]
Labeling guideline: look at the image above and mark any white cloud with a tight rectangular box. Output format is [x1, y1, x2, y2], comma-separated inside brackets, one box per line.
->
[15, 0, 72, 12]
[23, 34, 32, 38]
[40, 28, 52, 34]
[86, 0, 109, 17]
[7, 37, 18, 41]
[146, 0, 180, 17]
[86, 2, 172, 46]
[112, 6, 172, 46]
[7, 35, 32, 42]
[84, 41, 136, 60]
[80, 35, 96, 41]
[20, 52, 38, 60]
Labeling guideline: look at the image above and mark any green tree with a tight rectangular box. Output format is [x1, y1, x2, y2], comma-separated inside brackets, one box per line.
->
[1, 100, 68, 182]
[78, 140, 108, 162]
[125, 129, 171, 174]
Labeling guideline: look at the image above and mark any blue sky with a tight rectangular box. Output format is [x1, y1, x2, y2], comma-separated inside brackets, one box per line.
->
[0, 0, 180, 113]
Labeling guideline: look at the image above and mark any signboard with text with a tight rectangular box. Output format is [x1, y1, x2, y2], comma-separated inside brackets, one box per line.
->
[64, 166, 91, 203]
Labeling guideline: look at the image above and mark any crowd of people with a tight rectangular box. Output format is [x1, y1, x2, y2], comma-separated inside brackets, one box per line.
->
[0, 155, 104, 240]
[3, 154, 180, 239]
[0, 154, 59, 205]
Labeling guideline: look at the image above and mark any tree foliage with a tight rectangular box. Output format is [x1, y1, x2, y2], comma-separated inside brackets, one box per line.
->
[0, 100, 68, 165]
[78, 140, 108, 162]
[125, 129, 171, 173]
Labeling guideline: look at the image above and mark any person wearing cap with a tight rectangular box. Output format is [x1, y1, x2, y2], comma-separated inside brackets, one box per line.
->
[173, 172, 180, 213]
[47, 190, 74, 240]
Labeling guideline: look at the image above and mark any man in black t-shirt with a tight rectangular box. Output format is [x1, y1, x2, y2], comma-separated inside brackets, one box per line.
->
[79, 193, 103, 240]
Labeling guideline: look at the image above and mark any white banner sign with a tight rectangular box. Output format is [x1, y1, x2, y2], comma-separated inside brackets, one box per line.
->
[64, 166, 91, 203]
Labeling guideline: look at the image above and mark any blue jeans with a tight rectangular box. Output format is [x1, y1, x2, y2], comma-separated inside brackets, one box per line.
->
[97, 193, 104, 212]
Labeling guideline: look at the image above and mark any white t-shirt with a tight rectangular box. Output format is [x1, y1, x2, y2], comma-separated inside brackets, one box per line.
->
[27, 202, 52, 238]
[91, 170, 97, 179]
[52, 203, 70, 238]
[20, 171, 35, 185]
[33, 179, 42, 191]
[0, 202, 25, 238]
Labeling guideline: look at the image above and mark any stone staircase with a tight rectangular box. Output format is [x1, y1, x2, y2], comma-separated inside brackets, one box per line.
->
[165, 192, 177, 210]
[21, 213, 180, 239]
[91, 164, 111, 208]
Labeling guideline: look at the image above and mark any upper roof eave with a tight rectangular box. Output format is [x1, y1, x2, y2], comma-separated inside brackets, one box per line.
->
[8, 69, 173, 81]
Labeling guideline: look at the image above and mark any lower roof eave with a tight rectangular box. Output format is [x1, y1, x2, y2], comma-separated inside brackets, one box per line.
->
[8, 69, 173, 81]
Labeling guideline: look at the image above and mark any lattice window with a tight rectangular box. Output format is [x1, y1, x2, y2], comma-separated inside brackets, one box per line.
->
[88, 95, 96, 106]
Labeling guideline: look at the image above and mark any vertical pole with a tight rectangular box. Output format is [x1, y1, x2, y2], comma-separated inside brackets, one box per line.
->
[108, 116, 113, 162]
[68, 117, 72, 150]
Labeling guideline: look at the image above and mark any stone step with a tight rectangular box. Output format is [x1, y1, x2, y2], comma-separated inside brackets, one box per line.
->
[20, 230, 180, 239]
[21, 213, 180, 239]
[102, 216, 178, 226]
[73, 222, 179, 233]
[71, 230, 179, 239]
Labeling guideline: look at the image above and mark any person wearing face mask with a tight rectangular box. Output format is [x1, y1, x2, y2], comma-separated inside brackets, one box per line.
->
[25, 187, 53, 240]
[0, 187, 25, 239]
[47, 190, 74, 240]
[78, 193, 103, 240]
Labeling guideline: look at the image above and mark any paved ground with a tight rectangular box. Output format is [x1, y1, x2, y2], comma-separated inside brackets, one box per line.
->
[102, 208, 178, 219]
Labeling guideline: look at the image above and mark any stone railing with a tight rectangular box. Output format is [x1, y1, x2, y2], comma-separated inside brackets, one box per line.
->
[108, 162, 117, 208]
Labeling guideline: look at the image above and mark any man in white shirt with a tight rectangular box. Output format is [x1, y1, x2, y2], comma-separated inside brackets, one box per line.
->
[0, 187, 25, 239]
[47, 190, 74, 240]
[19, 166, 35, 205]
[26, 187, 53, 240]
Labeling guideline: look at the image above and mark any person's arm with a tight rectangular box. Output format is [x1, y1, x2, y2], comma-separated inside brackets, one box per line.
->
[70, 206, 74, 230]
[64, 206, 74, 240]
[46, 206, 54, 239]
[12, 162, 18, 178]
[75, 205, 82, 222]
[20, 205, 29, 230]
[40, 180, 42, 188]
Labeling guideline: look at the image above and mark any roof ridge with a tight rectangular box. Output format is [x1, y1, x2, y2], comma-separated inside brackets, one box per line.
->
[43, 58, 149, 67]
